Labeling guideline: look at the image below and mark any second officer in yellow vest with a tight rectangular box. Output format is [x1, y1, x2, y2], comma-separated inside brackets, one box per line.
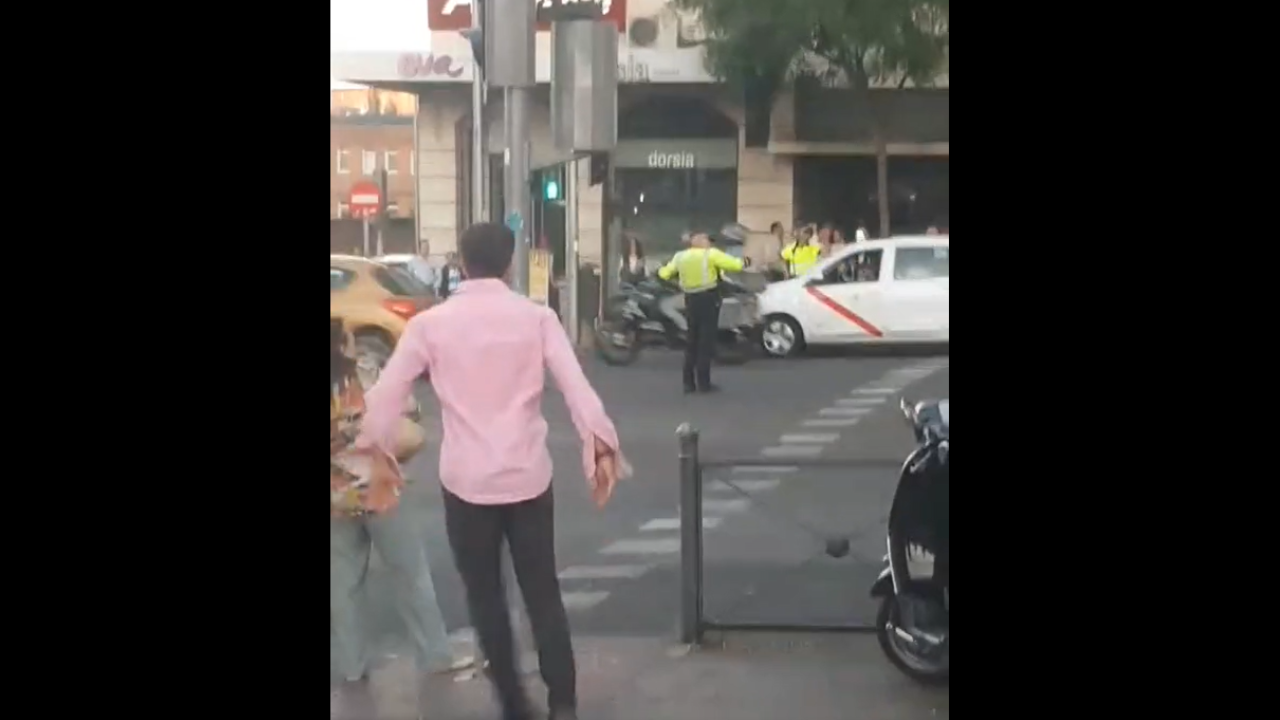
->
[781, 225, 822, 277]
[657, 231, 749, 394]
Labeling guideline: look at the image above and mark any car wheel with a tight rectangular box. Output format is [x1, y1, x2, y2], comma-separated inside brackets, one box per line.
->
[760, 315, 804, 358]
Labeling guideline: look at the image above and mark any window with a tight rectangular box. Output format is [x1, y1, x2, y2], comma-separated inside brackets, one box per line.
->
[336, 149, 351, 175]
[362, 150, 377, 175]
[374, 266, 430, 296]
[825, 249, 883, 284]
[617, 168, 738, 255]
[384, 151, 399, 175]
[330, 267, 355, 291]
[894, 246, 949, 280]
[336, 202, 350, 219]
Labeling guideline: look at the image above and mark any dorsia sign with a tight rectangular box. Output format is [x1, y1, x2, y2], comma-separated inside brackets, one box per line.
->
[430, 0, 625, 32]
[397, 53, 465, 79]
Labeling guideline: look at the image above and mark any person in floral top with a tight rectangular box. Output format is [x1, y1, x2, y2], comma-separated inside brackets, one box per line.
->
[330, 320, 471, 688]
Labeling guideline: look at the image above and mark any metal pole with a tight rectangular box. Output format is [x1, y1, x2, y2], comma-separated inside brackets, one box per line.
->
[563, 158, 579, 343]
[362, 216, 370, 257]
[375, 166, 388, 256]
[602, 155, 621, 302]
[505, 87, 532, 295]
[470, 7, 487, 225]
[677, 422, 703, 645]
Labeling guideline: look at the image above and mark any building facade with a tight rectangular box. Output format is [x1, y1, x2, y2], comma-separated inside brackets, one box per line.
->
[330, 89, 418, 220]
[330, 0, 948, 263]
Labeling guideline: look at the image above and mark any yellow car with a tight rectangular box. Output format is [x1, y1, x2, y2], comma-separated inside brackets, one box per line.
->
[330, 255, 435, 371]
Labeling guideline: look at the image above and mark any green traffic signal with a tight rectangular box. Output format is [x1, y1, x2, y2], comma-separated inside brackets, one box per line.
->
[544, 178, 560, 201]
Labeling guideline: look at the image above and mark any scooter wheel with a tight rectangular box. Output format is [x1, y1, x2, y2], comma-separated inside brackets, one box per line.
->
[593, 324, 642, 366]
[875, 594, 949, 684]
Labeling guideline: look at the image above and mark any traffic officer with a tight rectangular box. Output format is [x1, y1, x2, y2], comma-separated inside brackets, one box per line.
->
[657, 230, 749, 394]
[781, 224, 822, 277]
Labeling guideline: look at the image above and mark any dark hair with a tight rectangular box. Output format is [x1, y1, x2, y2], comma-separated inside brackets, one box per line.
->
[627, 235, 645, 258]
[458, 222, 514, 279]
[769, 221, 783, 233]
[331, 319, 356, 393]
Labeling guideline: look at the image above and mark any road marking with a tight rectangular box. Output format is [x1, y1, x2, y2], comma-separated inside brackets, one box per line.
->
[558, 564, 651, 580]
[802, 417, 861, 427]
[711, 478, 782, 493]
[599, 538, 681, 555]
[779, 433, 839, 444]
[853, 387, 900, 395]
[819, 407, 874, 417]
[762, 444, 823, 457]
[561, 591, 610, 610]
[890, 368, 935, 378]
[838, 397, 883, 406]
[639, 516, 723, 532]
[703, 498, 751, 514]
[732, 465, 799, 474]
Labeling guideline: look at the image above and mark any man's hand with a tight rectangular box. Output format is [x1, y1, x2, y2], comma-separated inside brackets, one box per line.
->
[591, 437, 619, 508]
[360, 447, 405, 514]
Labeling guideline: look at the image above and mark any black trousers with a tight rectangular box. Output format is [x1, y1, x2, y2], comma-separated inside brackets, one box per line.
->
[683, 290, 720, 390]
[442, 488, 575, 717]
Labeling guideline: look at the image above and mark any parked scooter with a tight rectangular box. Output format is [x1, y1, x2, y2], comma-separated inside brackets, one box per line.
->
[870, 398, 949, 683]
[593, 276, 760, 366]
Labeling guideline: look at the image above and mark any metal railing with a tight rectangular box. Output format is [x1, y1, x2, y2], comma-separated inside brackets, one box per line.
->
[676, 422, 904, 645]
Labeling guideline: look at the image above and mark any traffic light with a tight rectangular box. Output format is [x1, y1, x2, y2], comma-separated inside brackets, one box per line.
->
[543, 174, 561, 201]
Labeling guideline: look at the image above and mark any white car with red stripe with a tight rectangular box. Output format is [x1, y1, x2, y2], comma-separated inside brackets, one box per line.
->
[757, 236, 949, 358]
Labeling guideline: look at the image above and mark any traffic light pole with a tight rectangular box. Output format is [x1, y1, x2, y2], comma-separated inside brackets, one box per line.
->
[469, 6, 487, 224]
[563, 158, 579, 343]
[505, 86, 532, 296]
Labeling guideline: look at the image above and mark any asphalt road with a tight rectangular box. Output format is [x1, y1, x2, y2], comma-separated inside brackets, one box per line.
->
[332, 348, 948, 674]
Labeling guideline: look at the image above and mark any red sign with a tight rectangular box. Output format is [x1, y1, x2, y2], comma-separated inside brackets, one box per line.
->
[348, 181, 382, 219]
[397, 53, 465, 79]
[428, 0, 626, 32]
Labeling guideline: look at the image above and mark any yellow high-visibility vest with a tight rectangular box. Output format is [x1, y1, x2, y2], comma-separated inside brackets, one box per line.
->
[658, 247, 745, 293]
[781, 241, 822, 276]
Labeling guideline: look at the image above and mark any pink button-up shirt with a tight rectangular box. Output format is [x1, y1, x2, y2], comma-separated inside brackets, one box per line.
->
[357, 278, 620, 505]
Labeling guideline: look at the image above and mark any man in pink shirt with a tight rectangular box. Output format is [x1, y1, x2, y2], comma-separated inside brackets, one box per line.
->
[357, 222, 624, 720]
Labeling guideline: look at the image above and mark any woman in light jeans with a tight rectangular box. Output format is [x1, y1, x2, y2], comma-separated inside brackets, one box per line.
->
[330, 320, 470, 684]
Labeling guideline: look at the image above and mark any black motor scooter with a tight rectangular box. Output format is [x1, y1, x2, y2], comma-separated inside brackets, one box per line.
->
[870, 398, 949, 683]
[593, 276, 759, 366]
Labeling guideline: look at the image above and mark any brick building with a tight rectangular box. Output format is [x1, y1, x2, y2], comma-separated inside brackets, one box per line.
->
[330, 89, 418, 220]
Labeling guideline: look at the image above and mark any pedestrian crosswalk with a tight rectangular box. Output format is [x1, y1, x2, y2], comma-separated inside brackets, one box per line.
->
[542, 357, 950, 619]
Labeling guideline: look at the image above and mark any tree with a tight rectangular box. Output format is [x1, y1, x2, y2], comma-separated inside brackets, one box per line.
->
[672, 0, 949, 237]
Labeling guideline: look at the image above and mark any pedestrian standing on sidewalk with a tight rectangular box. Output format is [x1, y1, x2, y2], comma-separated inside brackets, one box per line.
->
[406, 239, 438, 290]
[329, 320, 472, 689]
[356, 222, 627, 720]
[437, 252, 463, 299]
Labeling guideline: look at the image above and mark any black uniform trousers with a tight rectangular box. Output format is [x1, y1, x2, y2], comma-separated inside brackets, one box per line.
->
[683, 288, 721, 391]
[442, 487, 575, 718]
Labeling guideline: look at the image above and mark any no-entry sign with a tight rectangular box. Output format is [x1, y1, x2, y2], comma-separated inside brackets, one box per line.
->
[348, 180, 381, 219]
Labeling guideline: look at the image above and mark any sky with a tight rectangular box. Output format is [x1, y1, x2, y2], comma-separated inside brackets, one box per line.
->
[330, 0, 433, 89]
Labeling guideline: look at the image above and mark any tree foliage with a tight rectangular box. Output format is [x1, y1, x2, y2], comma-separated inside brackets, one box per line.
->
[672, 0, 948, 93]
[670, 0, 948, 235]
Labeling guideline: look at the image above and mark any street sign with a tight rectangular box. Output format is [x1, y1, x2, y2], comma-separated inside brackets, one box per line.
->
[348, 180, 382, 219]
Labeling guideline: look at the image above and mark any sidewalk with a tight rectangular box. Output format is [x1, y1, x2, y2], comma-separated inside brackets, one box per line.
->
[333, 631, 949, 720]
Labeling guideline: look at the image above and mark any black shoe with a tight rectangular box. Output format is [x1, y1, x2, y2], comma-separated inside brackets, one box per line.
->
[698, 384, 722, 394]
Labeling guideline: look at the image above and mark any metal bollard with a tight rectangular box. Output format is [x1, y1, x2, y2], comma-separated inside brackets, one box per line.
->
[677, 422, 704, 645]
